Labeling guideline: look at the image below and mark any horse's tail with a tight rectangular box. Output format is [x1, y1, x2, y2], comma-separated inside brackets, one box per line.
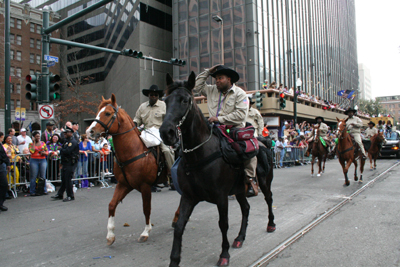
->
[257, 136, 272, 148]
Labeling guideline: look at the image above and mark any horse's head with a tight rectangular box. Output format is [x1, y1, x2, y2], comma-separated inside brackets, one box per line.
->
[87, 93, 120, 139]
[377, 131, 386, 143]
[160, 71, 196, 146]
[336, 117, 348, 139]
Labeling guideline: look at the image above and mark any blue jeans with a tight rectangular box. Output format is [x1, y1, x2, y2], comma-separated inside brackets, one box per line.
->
[29, 158, 48, 194]
[279, 149, 285, 167]
[77, 160, 88, 177]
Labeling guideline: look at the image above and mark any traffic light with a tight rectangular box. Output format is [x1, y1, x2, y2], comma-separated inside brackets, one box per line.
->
[132, 50, 143, 58]
[255, 91, 264, 109]
[25, 74, 40, 101]
[49, 73, 61, 101]
[279, 92, 286, 109]
[121, 49, 143, 58]
[170, 58, 186, 66]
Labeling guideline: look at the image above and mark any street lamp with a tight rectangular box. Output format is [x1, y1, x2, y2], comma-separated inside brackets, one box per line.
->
[213, 15, 224, 65]
[294, 77, 302, 127]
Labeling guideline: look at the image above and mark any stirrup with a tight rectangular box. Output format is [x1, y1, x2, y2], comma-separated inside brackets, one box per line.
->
[246, 178, 258, 198]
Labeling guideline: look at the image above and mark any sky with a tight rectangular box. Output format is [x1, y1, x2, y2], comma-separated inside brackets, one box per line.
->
[355, 0, 400, 98]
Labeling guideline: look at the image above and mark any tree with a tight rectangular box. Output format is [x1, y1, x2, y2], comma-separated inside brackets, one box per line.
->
[358, 98, 388, 117]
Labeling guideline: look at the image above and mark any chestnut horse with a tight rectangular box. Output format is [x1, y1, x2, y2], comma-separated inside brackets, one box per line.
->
[310, 125, 328, 177]
[87, 94, 167, 245]
[336, 118, 366, 186]
[160, 72, 275, 267]
[367, 132, 385, 170]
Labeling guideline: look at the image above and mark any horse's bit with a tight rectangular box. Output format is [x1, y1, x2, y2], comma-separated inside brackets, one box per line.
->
[175, 97, 213, 153]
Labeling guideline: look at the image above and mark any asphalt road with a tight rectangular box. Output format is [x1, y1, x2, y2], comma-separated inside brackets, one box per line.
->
[1, 158, 399, 267]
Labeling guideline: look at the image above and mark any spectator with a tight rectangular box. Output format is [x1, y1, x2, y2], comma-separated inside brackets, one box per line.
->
[29, 131, 49, 196]
[90, 136, 103, 176]
[41, 121, 55, 144]
[262, 80, 268, 89]
[72, 122, 80, 141]
[0, 132, 11, 212]
[269, 81, 277, 89]
[8, 128, 19, 146]
[3, 135, 20, 164]
[288, 87, 294, 95]
[100, 143, 111, 175]
[275, 137, 285, 168]
[47, 134, 61, 181]
[17, 128, 32, 153]
[386, 121, 393, 137]
[78, 134, 92, 188]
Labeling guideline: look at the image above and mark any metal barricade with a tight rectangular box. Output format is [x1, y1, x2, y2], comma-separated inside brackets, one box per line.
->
[273, 147, 312, 168]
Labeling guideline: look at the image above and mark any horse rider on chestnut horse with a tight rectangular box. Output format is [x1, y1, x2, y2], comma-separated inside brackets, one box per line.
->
[305, 116, 331, 157]
[193, 64, 258, 197]
[246, 97, 264, 137]
[344, 107, 367, 159]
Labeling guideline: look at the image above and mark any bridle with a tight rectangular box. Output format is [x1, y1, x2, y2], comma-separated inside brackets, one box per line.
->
[93, 104, 136, 136]
[174, 95, 213, 153]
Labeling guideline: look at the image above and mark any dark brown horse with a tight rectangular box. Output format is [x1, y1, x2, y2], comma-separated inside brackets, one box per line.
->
[336, 118, 366, 186]
[87, 94, 167, 245]
[160, 72, 275, 267]
[367, 132, 385, 170]
[310, 125, 328, 177]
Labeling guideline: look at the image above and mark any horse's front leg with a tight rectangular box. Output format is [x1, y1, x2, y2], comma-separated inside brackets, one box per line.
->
[374, 156, 377, 170]
[311, 155, 315, 176]
[107, 183, 133, 245]
[317, 155, 322, 176]
[353, 159, 358, 181]
[342, 158, 352, 186]
[138, 184, 152, 243]
[216, 198, 230, 266]
[172, 204, 180, 228]
[170, 196, 198, 267]
[359, 157, 365, 182]
[369, 155, 373, 171]
[232, 192, 250, 248]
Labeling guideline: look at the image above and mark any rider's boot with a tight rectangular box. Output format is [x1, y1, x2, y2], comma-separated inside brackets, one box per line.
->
[246, 176, 258, 198]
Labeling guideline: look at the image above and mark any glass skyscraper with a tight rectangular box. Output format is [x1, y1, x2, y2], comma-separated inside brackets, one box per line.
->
[173, 0, 358, 103]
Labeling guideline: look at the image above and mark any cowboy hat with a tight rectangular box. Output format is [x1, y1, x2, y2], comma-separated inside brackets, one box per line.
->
[142, 85, 164, 97]
[315, 116, 325, 122]
[367, 121, 375, 127]
[210, 65, 240, 83]
[344, 107, 357, 115]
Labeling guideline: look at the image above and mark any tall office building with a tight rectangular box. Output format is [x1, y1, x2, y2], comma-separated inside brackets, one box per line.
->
[358, 63, 372, 100]
[173, 0, 359, 103]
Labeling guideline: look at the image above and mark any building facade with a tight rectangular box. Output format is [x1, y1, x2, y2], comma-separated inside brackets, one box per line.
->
[173, 0, 359, 103]
[358, 63, 372, 100]
[0, 1, 60, 132]
[376, 95, 400, 123]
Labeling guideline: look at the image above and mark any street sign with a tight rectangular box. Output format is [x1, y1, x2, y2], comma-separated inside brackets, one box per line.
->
[38, 104, 54, 120]
[21, 108, 26, 121]
[15, 107, 20, 121]
[47, 61, 56, 67]
[44, 55, 59, 63]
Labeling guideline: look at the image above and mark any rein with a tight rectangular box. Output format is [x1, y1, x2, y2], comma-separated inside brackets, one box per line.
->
[176, 97, 213, 153]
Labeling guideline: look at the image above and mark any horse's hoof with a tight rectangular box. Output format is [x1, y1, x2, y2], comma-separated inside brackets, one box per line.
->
[322, 170, 325, 173]
[370, 169, 373, 171]
[107, 237, 115, 246]
[343, 182, 350, 187]
[267, 225, 276, 232]
[311, 174, 314, 177]
[138, 235, 149, 243]
[374, 167, 376, 170]
[217, 258, 229, 266]
[354, 176, 358, 181]
[171, 221, 177, 228]
[317, 173, 321, 177]
[232, 240, 243, 248]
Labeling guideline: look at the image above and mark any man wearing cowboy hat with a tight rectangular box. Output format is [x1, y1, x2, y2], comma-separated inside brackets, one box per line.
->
[246, 96, 264, 137]
[133, 84, 175, 192]
[193, 64, 258, 197]
[364, 121, 378, 139]
[304, 116, 331, 157]
[344, 107, 367, 158]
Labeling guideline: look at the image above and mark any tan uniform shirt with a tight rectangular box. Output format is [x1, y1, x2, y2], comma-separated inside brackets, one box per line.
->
[317, 122, 329, 138]
[364, 127, 378, 139]
[247, 107, 264, 137]
[193, 69, 248, 128]
[347, 116, 363, 134]
[133, 100, 166, 129]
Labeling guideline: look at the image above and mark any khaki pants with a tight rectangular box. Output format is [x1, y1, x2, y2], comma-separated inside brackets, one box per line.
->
[160, 143, 175, 170]
[244, 156, 257, 178]
[352, 133, 367, 156]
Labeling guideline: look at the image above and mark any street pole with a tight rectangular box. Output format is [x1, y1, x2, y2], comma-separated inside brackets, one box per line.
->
[41, 7, 50, 131]
[293, 63, 297, 127]
[4, 0, 11, 130]
[213, 16, 224, 65]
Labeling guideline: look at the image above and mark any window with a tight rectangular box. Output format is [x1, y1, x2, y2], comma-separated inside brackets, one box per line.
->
[30, 23, 35, 32]
[36, 39, 41, 50]
[11, 100, 15, 111]
[10, 18, 14, 28]
[10, 34, 14, 44]
[16, 51, 22, 61]
[30, 69, 35, 75]
[16, 84, 21, 94]
[30, 38, 34, 48]
[36, 54, 41, 64]
[10, 67, 14, 76]
[16, 19, 22, 29]
[30, 53, 35, 63]
[10, 84, 14, 94]
[10, 50, 14, 60]
[16, 35, 22, 45]
[16, 100, 21, 108]
[16, 68, 22, 77]
[36, 25, 41, 34]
